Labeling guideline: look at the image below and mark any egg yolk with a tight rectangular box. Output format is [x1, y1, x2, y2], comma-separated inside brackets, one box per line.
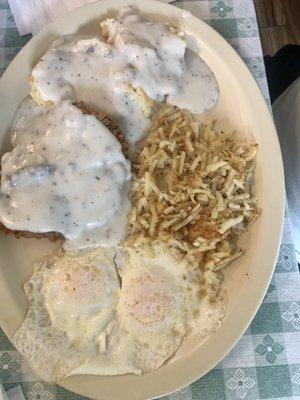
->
[44, 265, 106, 335]
[121, 270, 178, 333]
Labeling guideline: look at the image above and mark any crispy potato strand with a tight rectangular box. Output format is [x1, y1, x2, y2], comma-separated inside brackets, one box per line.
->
[127, 105, 260, 277]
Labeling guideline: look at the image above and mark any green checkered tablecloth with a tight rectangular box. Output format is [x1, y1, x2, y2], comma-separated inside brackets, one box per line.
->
[0, 0, 300, 399]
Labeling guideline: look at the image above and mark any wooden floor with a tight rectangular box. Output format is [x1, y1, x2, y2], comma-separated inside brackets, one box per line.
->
[254, 0, 300, 56]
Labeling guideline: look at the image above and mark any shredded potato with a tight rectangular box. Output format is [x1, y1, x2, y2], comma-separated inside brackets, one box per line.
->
[126, 105, 260, 281]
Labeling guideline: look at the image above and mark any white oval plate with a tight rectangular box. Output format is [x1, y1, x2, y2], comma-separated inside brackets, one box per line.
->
[0, 1, 284, 399]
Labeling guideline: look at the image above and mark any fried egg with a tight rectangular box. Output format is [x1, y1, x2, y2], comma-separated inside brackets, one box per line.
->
[116, 243, 225, 340]
[14, 248, 120, 381]
[74, 244, 226, 376]
[72, 244, 187, 375]
[115, 244, 187, 371]
[15, 244, 226, 381]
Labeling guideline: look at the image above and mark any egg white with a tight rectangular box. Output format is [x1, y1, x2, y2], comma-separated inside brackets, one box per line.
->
[14, 247, 120, 381]
[74, 243, 226, 376]
[116, 243, 225, 353]
[15, 243, 226, 380]
[71, 244, 187, 375]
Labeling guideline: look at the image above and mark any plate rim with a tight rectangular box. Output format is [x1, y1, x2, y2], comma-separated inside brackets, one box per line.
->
[0, 0, 285, 399]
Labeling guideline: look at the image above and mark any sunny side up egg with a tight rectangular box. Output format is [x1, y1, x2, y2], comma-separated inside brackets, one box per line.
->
[14, 248, 120, 381]
[14, 244, 226, 381]
[71, 245, 187, 376]
[116, 244, 226, 345]
[72, 244, 226, 376]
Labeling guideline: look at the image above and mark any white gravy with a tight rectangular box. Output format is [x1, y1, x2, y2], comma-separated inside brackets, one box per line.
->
[104, 6, 185, 101]
[31, 33, 150, 154]
[167, 49, 219, 114]
[0, 6, 220, 249]
[0, 98, 131, 249]
[31, 6, 219, 150]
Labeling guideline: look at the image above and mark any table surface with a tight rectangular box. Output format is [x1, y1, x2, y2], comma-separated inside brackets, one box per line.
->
[0, 1, 300, 399]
